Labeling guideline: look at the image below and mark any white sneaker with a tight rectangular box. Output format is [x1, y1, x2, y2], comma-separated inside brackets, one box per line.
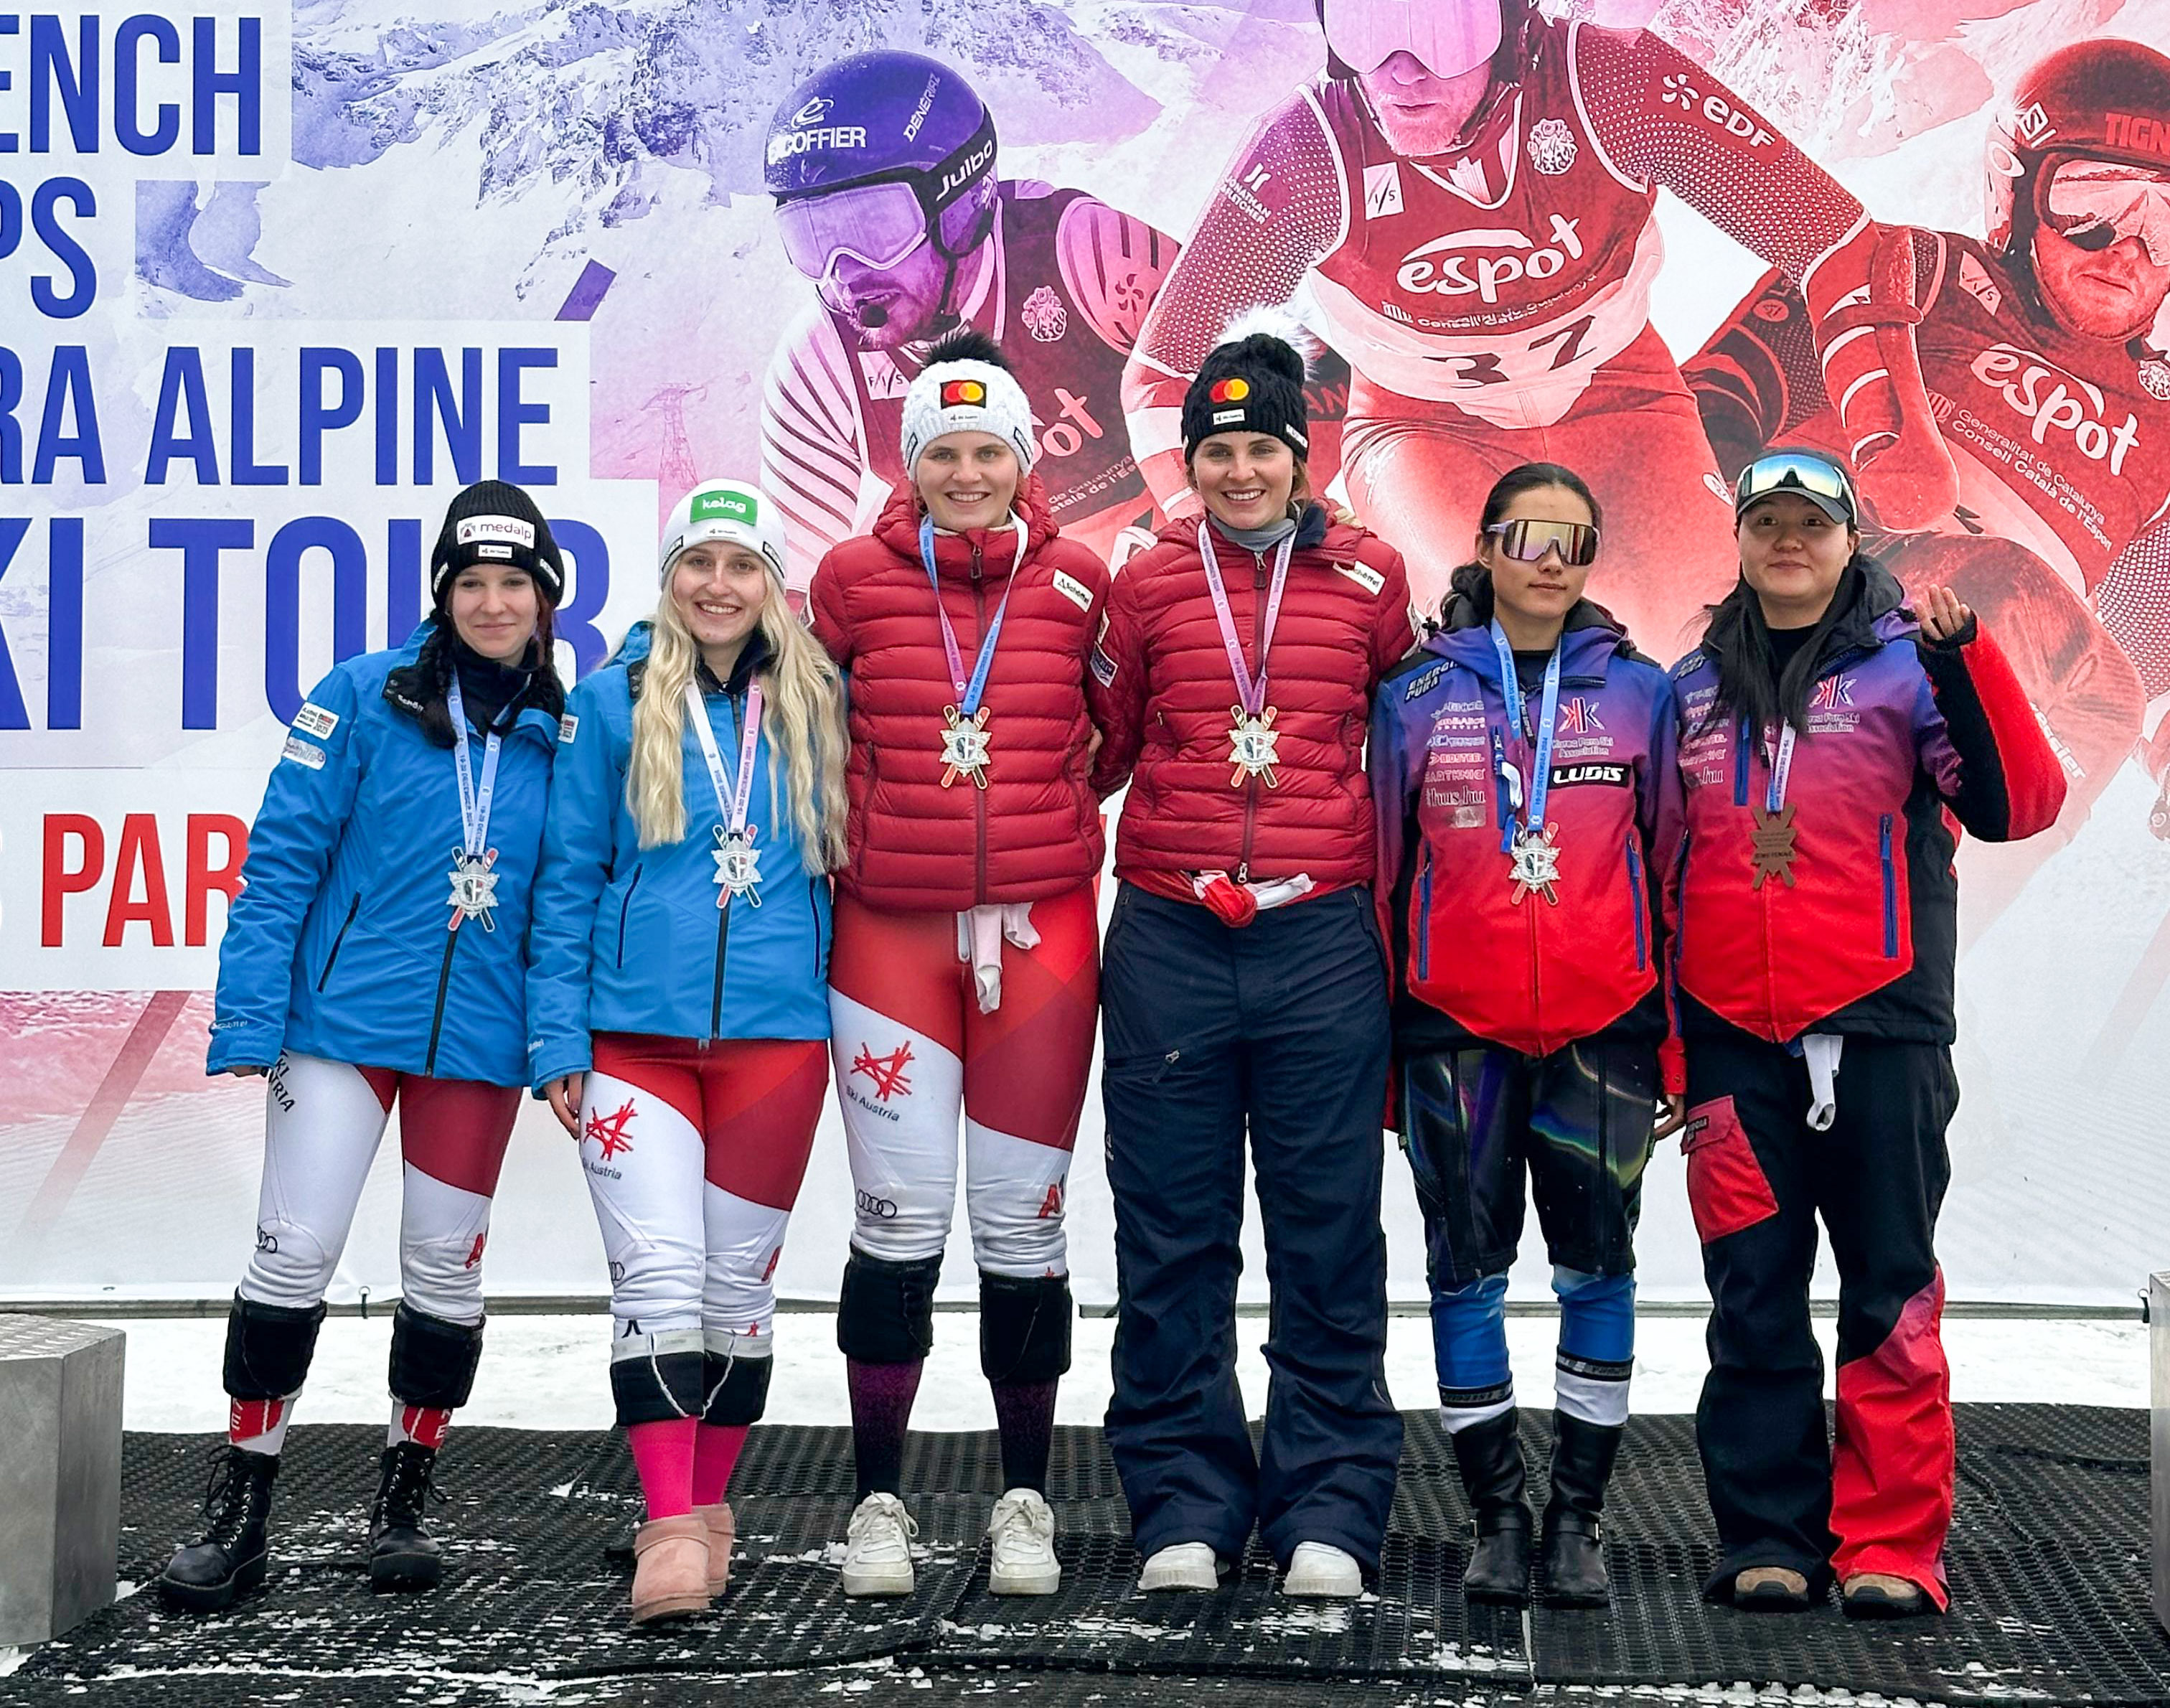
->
[986, 1488, 1061, 1596]
[841, 1493, 918, 1597]
[1139, 1541, 1221, 1592]
[1282, 1541, 1362, 1598]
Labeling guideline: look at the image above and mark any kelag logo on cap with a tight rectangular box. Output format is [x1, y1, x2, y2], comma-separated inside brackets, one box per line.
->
[692, 491, 757, 526]
[940, 379, 987, 408]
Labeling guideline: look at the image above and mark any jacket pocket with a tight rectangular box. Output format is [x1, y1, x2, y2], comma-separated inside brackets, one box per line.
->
[315, 895, 362, 993]
[1879, 813, 1898, 958]
[614, 867, 643, 970]
[1415, 851, 1432, 982]
[1625, 837, 1648, 972]
[1681, 1094, 1780, 1244]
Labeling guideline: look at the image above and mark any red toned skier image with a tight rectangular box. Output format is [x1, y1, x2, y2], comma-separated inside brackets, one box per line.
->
[759, 50, 1180, 590]
[1123, 0, 1955, 653]
[1687, 39, 2170, 929]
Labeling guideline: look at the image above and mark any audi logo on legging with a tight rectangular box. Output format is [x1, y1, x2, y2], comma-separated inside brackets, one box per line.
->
[855, 1189, 900, 1219]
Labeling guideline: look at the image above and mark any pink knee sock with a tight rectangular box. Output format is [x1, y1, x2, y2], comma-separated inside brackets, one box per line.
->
[692, 1423, 750, 1506]
[626, 1418, 699, 1520]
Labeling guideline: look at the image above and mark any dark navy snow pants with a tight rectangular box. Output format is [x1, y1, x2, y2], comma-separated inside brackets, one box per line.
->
[1100, 883, 1403, 1573]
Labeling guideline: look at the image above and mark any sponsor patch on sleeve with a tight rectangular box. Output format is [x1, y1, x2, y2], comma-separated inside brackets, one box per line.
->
[1051, 568, 1094, 612]
[281, 734, 327, 770]
[1089, 646, 1119, 688]
[558, 713, 580, 745]
[292, 701, 339, 740]
[1335, 561, 1385, 596]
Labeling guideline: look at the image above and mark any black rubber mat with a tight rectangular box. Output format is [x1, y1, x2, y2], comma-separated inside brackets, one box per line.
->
[10, 1405, 2166, 1707]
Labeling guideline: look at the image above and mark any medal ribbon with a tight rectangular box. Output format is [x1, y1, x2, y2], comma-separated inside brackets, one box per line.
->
[446, 672, 504, 860]
[1488, 621, 1561, 855]
[919, 517, 1021, 718]
[1755, 716, 1799, 812]
[1196, 520, 1295, 717]
[685, 682, 765, 839]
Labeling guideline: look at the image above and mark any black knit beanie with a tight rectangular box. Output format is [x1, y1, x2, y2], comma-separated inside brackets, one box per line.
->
[1182, 331, 1310, 464]
[429, 481, 564, 606]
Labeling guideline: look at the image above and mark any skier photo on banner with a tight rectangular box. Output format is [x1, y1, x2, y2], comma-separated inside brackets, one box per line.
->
[1686, 39, 2170, 936]
[760, 50, 1181, 589]
[1123, 0, 1948, 654]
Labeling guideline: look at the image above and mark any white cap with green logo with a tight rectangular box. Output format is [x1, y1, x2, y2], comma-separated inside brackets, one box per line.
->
[659, 479, 789, 586]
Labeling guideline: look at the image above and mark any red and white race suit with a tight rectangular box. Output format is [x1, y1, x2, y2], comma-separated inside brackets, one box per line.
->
[1125, 17, 1873, 653]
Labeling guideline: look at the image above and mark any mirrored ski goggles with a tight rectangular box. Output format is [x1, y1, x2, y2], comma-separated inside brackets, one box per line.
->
[2042, 158, 2170, 265]
[776, 180, 930, 281]
[1320, 0, 1501, 78]
[1733, 451, 1857, 526]
[1483, 517, 1600, 566]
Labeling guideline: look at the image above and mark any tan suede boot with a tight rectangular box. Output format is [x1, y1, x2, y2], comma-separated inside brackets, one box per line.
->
[630, 1514, 710, 1626]
[695, 1501, 735, 1597]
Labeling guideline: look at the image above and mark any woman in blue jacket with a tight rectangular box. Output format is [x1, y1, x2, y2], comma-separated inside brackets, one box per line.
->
[159, 482, 567, 1613]
[530, 478, 847, 1627]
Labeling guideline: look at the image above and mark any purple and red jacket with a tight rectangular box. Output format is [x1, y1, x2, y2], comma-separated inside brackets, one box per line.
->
[1664, 561, 2065, 1078]
[1371, 600, 1682, 1059]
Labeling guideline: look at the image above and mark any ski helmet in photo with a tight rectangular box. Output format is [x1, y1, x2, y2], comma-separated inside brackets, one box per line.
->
[1182, 311, 1312, 464]
[901, 329, 1037, 474]
[659, 479, 789, 586]
[765, 51, 1000, 283]
[1987, 40, 2170, 261]
[430, 481, 563, 606]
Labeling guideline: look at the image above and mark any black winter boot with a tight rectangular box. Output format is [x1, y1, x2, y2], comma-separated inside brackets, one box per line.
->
[1449, 1412, 1532, 1605]
[1539, 1411, 1623, 1608]
[159, 1446, 278, 1612]
[369, 1440, 446, 1591]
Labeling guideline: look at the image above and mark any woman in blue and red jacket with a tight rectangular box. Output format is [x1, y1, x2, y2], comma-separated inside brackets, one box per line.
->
[1371, 463, 1680, 1611]
[1666, 451, 2065, 1620]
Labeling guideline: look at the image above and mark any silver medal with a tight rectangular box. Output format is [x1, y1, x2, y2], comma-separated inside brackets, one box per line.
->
[448, 847, 499, 931]
[939, 705, 992, 789]
[712, 825, 763, 906]
[1507, 823, 1562, 906]
[1227, 704, 1281, 788]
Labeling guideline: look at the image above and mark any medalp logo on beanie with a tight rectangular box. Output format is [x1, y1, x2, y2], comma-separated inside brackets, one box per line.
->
[940, 378, 988, 408]
[454, 515, 537, 550]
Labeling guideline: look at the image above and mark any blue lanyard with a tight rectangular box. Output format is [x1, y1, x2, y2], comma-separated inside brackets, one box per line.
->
[446, 672, 503, 859]
[1488, 620, 1561, 854]
[919, 517, 1019, 718]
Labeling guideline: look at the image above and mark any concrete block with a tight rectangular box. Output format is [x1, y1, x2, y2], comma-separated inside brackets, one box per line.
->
[0, 1316, 124, 1644]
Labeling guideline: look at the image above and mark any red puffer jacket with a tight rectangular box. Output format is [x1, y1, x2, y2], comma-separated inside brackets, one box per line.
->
[1087, 505, 1414, 904]
[809, 475, 1109, 911]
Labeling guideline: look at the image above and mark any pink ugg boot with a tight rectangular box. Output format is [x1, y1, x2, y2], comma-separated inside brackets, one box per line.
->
[630, 1514, 710, 1626]
[695, 1501, 736, 1597]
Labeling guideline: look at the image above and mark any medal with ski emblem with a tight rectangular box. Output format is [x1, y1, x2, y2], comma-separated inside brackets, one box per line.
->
[712, 824, 764, 906]
[1227, 703, 1280, 787]
[1197, 520, 1294, 792]
[687, 680, 767, 908]
[1507, 824, 1562, 906]
[1749, 720, 1800, 891]
[921, 516, 1019, 795]
[445, 672, 505, 933]
[939, 704, 992, 789]
[447, 847, 500, 930]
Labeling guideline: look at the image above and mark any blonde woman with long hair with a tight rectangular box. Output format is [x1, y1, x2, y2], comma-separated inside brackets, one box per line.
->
[529, 479, 846, 1627]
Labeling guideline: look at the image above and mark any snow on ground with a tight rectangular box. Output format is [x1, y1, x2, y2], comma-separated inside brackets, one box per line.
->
[105, 1310, 2148, 1435]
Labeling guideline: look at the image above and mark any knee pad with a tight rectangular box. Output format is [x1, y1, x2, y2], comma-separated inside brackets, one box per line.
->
[1553, 1266, 1635, 1366]
[835, 1249, 940, 1365]
[1429, 1272, 1511, 1408]
[388, 1302, 486, 1410]
[222, 1292, 327, 1402]
[978, 1270, 1072, 1386]
[609, 1325, 705, 1426]
[702, 1335, 775, 1427]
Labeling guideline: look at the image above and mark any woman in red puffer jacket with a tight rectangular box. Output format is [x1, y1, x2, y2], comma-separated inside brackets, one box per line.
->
[807, 329, 1106, 1603]
[1086, 322, 1413, 1603]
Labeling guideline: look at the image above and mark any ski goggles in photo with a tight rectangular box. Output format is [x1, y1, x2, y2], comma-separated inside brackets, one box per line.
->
[776, 179, 929, 281]
[2041, 158, 2170, 266]
[1320, 0, 1501, 79]
[1732, 451, 1858, 527]
[1483, 517, 1600, 566]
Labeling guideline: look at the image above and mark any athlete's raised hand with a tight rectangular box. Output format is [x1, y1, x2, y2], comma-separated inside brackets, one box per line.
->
[546, 1073, 585, 1137]
[1918, 584, 1972, 644]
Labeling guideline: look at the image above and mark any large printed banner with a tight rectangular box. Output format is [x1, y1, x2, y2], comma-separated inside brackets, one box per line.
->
[1, 0, 2165, 1309]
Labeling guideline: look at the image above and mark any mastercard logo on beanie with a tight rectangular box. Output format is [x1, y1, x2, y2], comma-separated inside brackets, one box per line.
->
[1209, 377, 1251, 403]
[940, 378, 988, 408]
